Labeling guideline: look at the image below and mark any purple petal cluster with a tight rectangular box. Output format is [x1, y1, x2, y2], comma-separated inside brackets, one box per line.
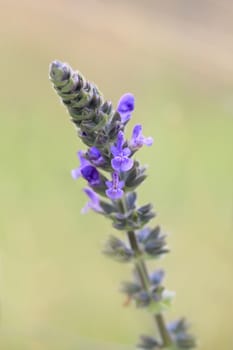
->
[71, 94, 153, 204]
[111, 131, 133, 172]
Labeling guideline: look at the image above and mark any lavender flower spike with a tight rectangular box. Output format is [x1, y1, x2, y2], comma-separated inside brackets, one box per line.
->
[71, 151, 90, 180]
[106, 172, 124, 200]
[130, 124, 153, 150]
[81, 188, 103, 214]
[50, 60, 196, 350]
[117, 93, 135, 123]
[111, 131, 133, 172]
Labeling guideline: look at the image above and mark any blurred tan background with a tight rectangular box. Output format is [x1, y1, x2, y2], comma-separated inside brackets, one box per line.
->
[0, 0, 233, 349]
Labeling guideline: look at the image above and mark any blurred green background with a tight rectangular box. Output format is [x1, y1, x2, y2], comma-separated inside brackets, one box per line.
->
[1, 0, 233, 349]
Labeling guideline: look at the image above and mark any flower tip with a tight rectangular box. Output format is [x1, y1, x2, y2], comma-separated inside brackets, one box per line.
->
[50, 60, 62, 70]
[49, 60, 70, 82]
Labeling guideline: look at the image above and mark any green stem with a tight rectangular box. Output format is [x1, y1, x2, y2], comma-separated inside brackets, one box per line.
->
[121, 199, 172, 348]
[155, 314, 172, 348]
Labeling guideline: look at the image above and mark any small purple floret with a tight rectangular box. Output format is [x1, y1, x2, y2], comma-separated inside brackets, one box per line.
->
[88, 147, 105, 166]
[81, 165, 101, 186]
[106, 172, 124, 200]
[117, 93, 135, 123]
[111, 131, 133, 172]
[71, 151, 90, 180]
[82, 188, 102, 214]
[130, 124, 153, 150]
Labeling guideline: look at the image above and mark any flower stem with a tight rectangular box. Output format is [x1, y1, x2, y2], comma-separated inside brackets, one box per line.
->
[155, 314, 172, 348]
[127, 229, 172, 347]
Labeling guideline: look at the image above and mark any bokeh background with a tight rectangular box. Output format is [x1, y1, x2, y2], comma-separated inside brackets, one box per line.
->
[1, 0, 233, 349]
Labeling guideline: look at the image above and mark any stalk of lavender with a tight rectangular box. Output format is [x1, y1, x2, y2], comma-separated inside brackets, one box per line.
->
[49, 60, 196, 349]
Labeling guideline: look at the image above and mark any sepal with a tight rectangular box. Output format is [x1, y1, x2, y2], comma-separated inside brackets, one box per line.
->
[137, 226, 169, 258]
[121, 281, 141, 296]
[167, 319, 196, 349]
[121, 269, 171, 310]
[103, 236, 134, 262]
[137, 203, 156, 225]
[125, 161, 147, 190]
[137, 335, 161, 349]
[112, 203, 155, 231]
[99, 201, 116, 215]
[137, 318, 195, 350]
[106, 111, 122, 141]
[80, 112, 109, 132]
[125, 191, 137, 211]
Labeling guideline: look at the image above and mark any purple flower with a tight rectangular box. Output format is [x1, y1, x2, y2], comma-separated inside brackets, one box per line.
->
[130, 124, 153, 150]
[81, 188, 103, 214]
[111, 131, 133, 172]
[106, 172, 124, 200]
[81, 165, 101, 186]
[88, 147, 105, 166]
[117, 93, 135, 123]
[71, 151, 90, 179]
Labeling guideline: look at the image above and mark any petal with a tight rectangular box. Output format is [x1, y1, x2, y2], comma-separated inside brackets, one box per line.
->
[77, 150, 89, 167]
[117, 93, 135, 113]
[81, 203, 90, 214]
[93, 157, 105, 166]
[83, 188, 99, 204]
[89, 147, 101, 158]
[111, 145, 119, 157]
[132, 124, 142, 139]
[81, 165, 100, 185]
[120, 157, 134, 172]
[83, 188, 102, 213]
[117, 93, 135, 123]
[122, 147, 131, 157]
[120, 112, 131, 124]
[143, 136, 153, 146]
[118, 180, 125, 189]
[106, 188, 124, 200]
[117, 131, 124, 150]
[88, 147, 105, 165]
[71, 168, 81, 180]
[105, 180, 112, 189]
[111, 156, 123, 171]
